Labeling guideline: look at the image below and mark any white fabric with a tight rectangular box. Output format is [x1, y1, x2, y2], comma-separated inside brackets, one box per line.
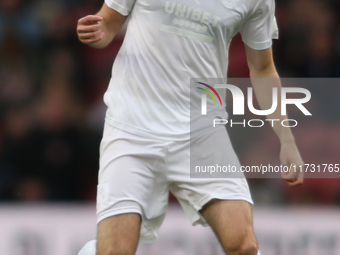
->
[240, 0, 279, 49]
[96, 122, 253, 242]
[105, 0, 135, 16]
[78, 240, 96, 255]
[103, 0, 278, 140]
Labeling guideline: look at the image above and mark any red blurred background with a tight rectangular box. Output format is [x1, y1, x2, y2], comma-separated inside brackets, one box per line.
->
[0, 0, 339, 205]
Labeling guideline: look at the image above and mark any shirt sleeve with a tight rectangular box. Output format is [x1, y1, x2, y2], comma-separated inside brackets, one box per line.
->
[105, 0, 136, 16]
[240, 0, 279, 50]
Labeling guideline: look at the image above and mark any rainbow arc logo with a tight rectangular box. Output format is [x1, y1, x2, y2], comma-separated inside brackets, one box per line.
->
[196, 82, 222, 115]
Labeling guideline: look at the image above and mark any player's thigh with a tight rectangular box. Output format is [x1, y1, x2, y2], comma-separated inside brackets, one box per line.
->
[200, 199, 257, 253]
[97, 213, 141, 255]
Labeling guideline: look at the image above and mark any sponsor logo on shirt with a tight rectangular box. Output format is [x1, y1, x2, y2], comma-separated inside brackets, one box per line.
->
[164, 1, 221, 28]
[160, 1, 222, 43]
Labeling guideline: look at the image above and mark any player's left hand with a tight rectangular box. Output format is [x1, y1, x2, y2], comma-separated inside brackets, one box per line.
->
[279, 142, 304, 187]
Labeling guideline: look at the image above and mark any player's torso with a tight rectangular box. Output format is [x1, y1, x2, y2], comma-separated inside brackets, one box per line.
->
[104, 0, 255, 138]
[120, 0, 253, 86]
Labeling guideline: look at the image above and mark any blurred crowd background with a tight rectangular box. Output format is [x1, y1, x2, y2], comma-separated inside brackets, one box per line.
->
[0, 0, 339, 205]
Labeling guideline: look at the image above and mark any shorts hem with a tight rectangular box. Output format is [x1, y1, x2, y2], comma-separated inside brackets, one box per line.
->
[97, 206, 158, 243]
[192, 193, 254, 227]
[97, 206, 142, 224]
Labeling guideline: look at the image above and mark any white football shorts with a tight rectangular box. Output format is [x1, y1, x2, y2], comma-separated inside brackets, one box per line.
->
[96, 122, 253, 243]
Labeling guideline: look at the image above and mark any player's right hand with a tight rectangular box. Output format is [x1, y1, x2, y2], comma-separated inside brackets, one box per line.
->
[280, 142, 304, 187]
[77, 15, 105, 45]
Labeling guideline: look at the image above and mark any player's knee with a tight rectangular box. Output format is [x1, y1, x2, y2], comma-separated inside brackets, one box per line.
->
[96, 249, 135, 255]
[224, 238, 258, 255]
[97, 245, 136, 255]
[238, 241, 258, 255]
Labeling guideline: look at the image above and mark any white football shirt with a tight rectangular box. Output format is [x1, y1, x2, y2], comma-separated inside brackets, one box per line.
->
[103, 0, 278, 140]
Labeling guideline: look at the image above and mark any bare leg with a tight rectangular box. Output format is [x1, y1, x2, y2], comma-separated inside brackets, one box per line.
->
[201, 200, 258, 255]
[96, 213, 141, 255]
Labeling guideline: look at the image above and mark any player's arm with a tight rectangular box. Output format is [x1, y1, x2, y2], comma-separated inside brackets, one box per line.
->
[77, 3, 127, 49]
[245, 45, 303, 186]
[245, 46, 287, 137]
